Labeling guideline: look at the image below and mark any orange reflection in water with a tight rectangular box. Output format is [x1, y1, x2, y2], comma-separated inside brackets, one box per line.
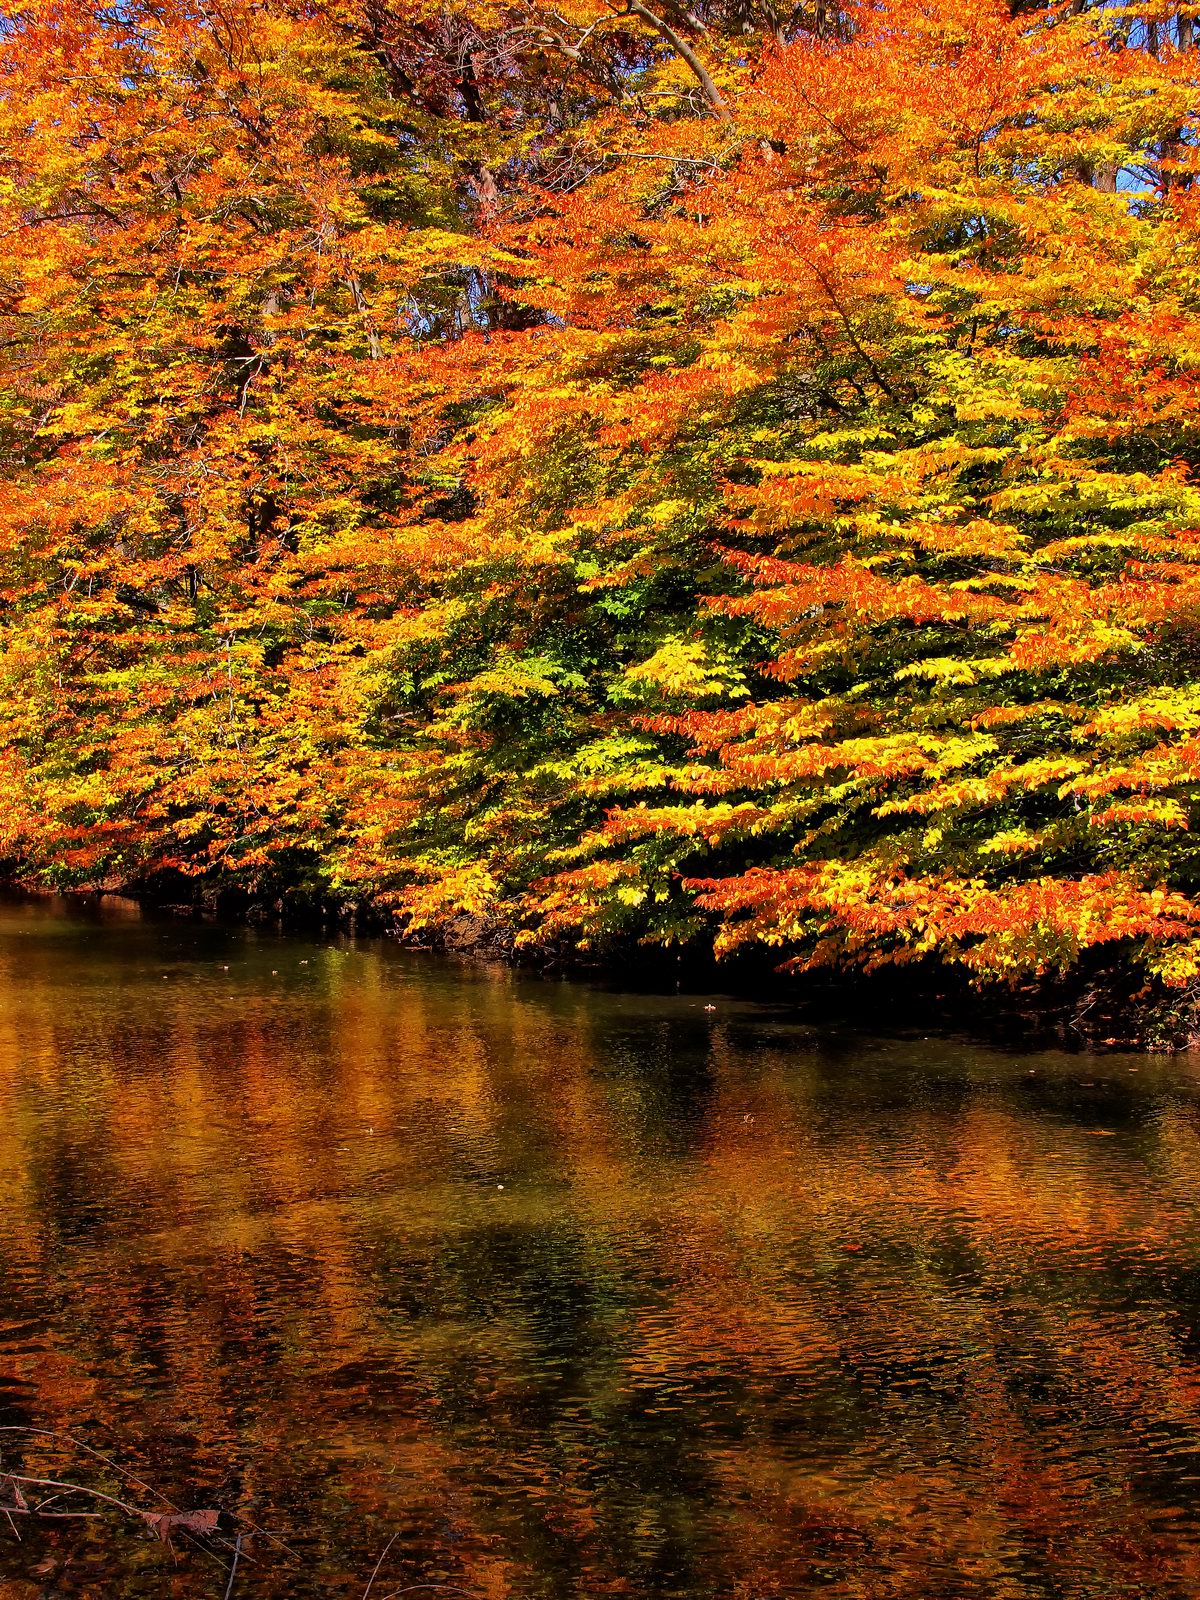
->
[1, 897, 1200, 1597]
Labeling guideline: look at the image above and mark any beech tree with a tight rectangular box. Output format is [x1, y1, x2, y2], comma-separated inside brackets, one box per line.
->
[4, 0, 1200, 1023]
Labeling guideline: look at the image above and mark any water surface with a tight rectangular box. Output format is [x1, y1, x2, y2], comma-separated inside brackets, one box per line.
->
[1, 896, 1199, 1598]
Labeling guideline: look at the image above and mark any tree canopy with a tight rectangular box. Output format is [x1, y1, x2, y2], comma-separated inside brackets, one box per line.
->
[4, 0, 1200, 1004]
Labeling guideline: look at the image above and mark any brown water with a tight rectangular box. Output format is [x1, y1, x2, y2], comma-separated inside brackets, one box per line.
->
[1, 897, 1200, 1599]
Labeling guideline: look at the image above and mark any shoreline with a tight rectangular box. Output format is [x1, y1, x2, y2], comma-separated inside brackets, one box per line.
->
[4, 878, 1195, 1056]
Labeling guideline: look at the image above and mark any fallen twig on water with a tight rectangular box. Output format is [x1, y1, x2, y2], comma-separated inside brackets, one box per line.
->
[0, 1471, 220, 1550]
[0, 1426, 295, 1563]
[378, 1586, 477, 1599]
[362, 1529, 401, 1598]
[223, 1532, 244, 1599]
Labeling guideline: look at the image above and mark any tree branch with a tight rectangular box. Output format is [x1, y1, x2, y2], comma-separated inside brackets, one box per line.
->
[616, 0, 732, 121]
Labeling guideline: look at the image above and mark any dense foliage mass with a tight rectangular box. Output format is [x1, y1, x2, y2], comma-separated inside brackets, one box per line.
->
[5, 0, 1200, 1011]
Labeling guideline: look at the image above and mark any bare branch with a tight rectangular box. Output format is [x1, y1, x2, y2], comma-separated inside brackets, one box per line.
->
[612, 0, 732, 120]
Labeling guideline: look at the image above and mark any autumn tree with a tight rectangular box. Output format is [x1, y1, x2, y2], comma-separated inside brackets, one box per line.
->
[5, 0, 1200, 1029]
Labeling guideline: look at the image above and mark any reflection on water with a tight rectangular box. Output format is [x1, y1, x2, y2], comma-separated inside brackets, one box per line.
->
[1, 897, 1200, 1597]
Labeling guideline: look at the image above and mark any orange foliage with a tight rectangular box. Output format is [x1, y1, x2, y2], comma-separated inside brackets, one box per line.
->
[4, 0, 1200, 997]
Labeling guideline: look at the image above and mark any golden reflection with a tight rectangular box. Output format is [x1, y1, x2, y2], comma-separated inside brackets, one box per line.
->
[0, 900, 1199, 1596]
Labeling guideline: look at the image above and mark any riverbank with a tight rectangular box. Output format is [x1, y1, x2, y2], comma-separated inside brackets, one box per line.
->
[6, 878, 1197, 1054]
